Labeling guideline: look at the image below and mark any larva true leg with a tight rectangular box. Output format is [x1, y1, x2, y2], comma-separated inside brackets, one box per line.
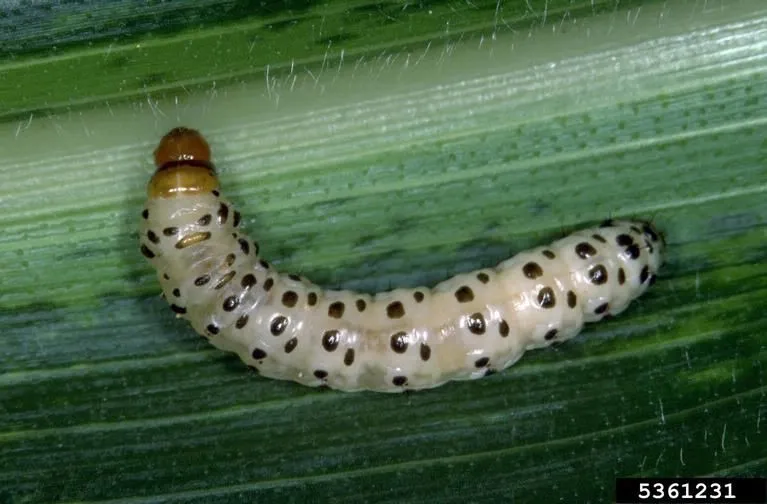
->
[140, 127, 664, 393]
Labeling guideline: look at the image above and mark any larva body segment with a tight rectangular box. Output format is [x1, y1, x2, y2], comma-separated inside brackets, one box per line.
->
[141, 128, 664, 393]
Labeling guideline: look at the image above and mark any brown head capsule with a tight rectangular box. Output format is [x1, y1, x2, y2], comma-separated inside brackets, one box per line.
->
[148, 127, 220, 198]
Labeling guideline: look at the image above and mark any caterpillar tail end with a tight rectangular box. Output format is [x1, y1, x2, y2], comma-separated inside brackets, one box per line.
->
[148, 127, 220, 199]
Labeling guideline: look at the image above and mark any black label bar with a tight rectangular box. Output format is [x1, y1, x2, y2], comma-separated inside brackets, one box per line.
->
[616, 478, 766, 504]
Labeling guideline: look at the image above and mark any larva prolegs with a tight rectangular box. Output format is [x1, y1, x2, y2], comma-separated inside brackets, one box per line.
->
[141, 127, 664, 393]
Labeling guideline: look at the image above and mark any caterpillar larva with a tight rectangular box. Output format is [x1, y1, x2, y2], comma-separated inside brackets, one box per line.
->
[140, 127, 664, 393]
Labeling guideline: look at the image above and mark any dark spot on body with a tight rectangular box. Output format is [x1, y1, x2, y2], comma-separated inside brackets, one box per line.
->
[213, 271, 236, 290]
[588, 264, 608, 285]
[212, 190, 220, 197]
[172, 288, 180, 297]
[206, 324, 219, 335]
[542, 249, 556, 259]
[356, 299, 367, 312]
[392, 376, 407, 387]
[270, 315, 288, 335]
[537, 287, 556, 308]
[322, 330, 340, 351]
[386, 301, 405, 319]
[420, 343, 431, 361]
[455, 286, 474, 303]
[235, 315, 249, 329]
[592, 234, 606, 243]
[616, 234, 634, 247]
[195, 274, 211, 286]
[170, 304, 186, 314]
[390, 332, 408, 353]
[618, 268, 626, 285]
[630, 225, 642, 234]
[263, 278, 274, 291]
[649, 274, 657, 286]
[626, 243, 641, 259]
[567, 291, 577, 308]
[217, 203, 229, 224]
[175, 232, 212, 249]
[328, 301, 345, 318]
[141, 209, 149, 219]
[163, 273, 170, 280]
[474, 357, 489, 368]
[197, 214, 212, 226]
[259, 259, 270, 269]
[147, 230, 160, 243]
[467, 312, 486, 334]
[241, 274, 257, 289]
[284, 337, 298, 353]
[413, 291, 424, 303]
[282, 291, 298, 307]
[288, 274, 301, 282]
[595, 303, 609, 314]
[523, 262, 543, 279]
[575, 242, 597, 259]
[140, 244, 155, 259]
[344, 348, 355, 366]
[233, 211, 241, 227]
[225, 253, 236, 266]
[223, 296, 239, 312]
[640, 265, 649, 283]
[252, 348, 267, 360]
[499, 319, 509, 337]
[600, 219, 615, 227]
[476, 272, 489, 283]
[162, 227, 178, 236]
[643, 223, 659, 241]
[238, 238, 250, 254]
[314, 370, 328, 379]
[308, 292, 318, 306]
[544, 329, 558, 340]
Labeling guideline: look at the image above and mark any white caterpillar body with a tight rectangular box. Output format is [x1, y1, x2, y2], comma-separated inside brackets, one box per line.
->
[140, 128, 664, 393]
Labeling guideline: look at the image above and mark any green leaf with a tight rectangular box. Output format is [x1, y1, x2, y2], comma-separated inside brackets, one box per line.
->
[2, 0, 766, 502]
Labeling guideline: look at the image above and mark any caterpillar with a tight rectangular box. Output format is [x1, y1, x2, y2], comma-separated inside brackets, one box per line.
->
[140, 127, 664, 393]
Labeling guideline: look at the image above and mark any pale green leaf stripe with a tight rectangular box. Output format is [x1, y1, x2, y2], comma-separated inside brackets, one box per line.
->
[0, 0, 649, 118]
[2, 1, 767, 503]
